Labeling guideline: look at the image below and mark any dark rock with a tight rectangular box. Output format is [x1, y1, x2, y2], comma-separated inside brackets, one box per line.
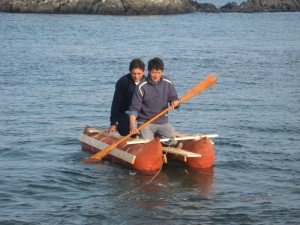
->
[0, 0, 195, 15]
[93, 0, 126, 15]
[0, 0, 299, 14]
[97, 0, 195, 15]
[191, 3, 220, 12]
[220, 2, 239, 12]
[238, 0, 300, 12]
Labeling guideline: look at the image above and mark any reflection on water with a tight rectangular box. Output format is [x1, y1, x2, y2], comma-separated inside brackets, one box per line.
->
[116, 162, 215, 201]
[185, 167, 214, 197]
[164, 163, 215, 197]
[111, 163, 216, 223]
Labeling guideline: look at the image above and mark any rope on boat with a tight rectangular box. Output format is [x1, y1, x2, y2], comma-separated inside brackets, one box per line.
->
[116, 152, 167, 198]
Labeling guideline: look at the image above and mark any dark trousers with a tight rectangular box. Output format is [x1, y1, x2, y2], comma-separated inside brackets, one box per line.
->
[117, 113, 130, 136]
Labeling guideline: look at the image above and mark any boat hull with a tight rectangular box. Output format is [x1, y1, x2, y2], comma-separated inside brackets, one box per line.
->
[80, 126, 215, 171]
[81, 126, 163, 172]
[180, 138, 215, 168]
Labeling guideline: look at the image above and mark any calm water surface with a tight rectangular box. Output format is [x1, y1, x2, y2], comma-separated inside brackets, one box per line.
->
[0, 12, 300, 224]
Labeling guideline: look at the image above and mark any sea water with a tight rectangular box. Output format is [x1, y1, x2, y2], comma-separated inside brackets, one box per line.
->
[0, 12, 299, 224]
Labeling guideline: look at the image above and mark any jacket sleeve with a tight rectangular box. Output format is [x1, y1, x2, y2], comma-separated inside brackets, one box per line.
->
[168, 81, 179, 102]
[110, 79, 124, 124]
[127, 84, 143, 117]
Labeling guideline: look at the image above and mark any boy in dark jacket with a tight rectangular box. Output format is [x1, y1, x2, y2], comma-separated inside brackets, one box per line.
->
[108, 58, 146, 136]
[128, 57, 179, 140]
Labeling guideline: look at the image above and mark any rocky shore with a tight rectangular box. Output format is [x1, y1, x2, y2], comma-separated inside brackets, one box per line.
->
[0, 0, 299, 15]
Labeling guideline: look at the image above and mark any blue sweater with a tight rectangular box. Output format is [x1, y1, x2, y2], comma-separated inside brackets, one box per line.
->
[128, 76, 178, 124]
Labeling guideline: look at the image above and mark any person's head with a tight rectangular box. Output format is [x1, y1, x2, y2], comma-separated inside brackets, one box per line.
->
[148, 57, 164, 83]
[129, 58, 145, 83]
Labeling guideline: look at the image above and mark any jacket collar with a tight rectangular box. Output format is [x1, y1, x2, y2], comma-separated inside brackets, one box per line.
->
[147, 76, 162, 86]
[128, 73, 146, 84]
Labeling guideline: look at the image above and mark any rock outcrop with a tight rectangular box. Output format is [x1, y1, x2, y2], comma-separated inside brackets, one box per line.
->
[190, 2, 220, 12]
[0, 0, 194, 15]
[0, 0, 299, 14]
[220, 0, 300, 12]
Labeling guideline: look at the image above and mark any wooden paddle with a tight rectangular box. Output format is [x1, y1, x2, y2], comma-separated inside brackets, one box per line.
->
[82, 74, 217, 163]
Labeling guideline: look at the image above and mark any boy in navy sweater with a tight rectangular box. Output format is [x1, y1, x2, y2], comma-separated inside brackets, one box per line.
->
[108, 59, 146, 136]
[128, 57, 179, 141]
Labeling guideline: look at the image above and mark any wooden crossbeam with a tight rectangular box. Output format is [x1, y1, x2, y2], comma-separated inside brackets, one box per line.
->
[85, 128, 218, 145]
[86, 128, 122, 138]
[78, 133, 136, 164]
[127, 134, 218, 145]
[162, 147, 202, 157]
[162, 147, 202, 162]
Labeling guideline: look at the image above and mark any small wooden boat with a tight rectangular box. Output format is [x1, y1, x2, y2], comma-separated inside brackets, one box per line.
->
[79, 126, 218, 172]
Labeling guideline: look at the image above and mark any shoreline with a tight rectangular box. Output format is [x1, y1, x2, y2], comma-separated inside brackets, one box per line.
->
[0, 0, 299, 15]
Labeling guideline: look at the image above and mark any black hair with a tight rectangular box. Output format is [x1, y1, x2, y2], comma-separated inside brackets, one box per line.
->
[148, 57, 164, 71]
[129, 58, 145, 71]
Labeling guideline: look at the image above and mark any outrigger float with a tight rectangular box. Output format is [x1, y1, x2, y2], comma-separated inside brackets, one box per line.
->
[79, 126, 218, 172]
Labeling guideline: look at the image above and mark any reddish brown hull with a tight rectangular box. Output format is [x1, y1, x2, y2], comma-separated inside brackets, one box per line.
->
[180, 137, 215, 168]
[81, 126, 216, 170]
[81, 127, 163, 172]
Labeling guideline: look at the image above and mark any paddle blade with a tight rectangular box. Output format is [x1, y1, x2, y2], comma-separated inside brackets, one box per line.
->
[81, 157, 101, 163]
[81, 145, 115, 163]
[179, 74, 217, 103]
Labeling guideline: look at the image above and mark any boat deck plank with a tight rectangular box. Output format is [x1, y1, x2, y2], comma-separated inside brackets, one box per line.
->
[162, 147, 202, 157]
[78, 133, 136, 164]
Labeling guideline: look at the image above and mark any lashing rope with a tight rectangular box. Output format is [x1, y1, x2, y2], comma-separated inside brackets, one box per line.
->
[117, 152, 168, 198]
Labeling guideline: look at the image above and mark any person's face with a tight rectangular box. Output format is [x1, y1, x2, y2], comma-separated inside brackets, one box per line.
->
[130, 68, 145, 83]
[148, 69, 163, 83]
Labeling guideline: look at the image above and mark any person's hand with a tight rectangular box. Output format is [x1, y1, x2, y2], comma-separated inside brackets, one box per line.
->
[108, 125, 117, 133]
[171, 100, 179, 109]
[130, 126, 140, 135]
[129, 114, 139, 135]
